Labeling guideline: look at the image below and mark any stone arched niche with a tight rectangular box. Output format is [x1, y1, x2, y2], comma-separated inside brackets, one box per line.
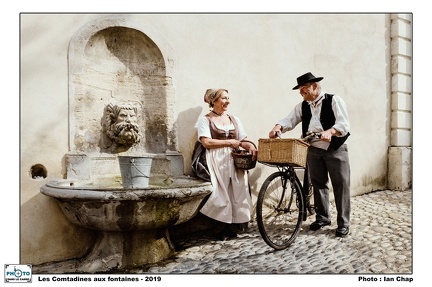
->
[68, 16, 177, 155]
[66, 16, 182, 180]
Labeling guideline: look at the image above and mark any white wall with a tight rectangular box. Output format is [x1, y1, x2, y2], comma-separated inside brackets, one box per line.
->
[20, 13, 393, 264]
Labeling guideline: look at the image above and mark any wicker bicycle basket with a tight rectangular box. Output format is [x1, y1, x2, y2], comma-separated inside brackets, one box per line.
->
[257, 138, 309, 167]
[232, 140, 257, 170]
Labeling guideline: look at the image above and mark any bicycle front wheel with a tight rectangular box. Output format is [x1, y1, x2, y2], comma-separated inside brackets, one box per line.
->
[256, 171, 304, 250]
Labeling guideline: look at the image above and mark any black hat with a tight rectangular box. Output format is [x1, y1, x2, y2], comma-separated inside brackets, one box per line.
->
[292, 72, 324, 90]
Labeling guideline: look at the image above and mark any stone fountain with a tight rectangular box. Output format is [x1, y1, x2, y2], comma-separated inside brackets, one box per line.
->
[40, 102, 211, 273]
[40, 177, 211, 273]
[39, 19, 213, 273]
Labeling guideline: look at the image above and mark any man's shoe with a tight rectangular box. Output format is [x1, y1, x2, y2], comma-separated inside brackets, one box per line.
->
[309, 220, 331, 231]
[336, 226, 350, 238]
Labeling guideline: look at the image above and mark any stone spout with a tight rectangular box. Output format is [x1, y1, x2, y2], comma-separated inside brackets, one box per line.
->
[100, 102, 142, 153]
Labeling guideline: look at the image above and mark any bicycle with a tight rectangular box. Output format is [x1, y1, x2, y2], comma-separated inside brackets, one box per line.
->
[256, 131, 320, 250]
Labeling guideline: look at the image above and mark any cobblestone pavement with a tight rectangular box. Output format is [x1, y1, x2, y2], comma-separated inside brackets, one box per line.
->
[33, 189, 412, 275]
[141, 189, 413, 274]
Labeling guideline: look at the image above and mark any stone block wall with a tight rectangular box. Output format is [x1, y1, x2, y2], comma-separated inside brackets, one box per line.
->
[388, 14, 413, 190]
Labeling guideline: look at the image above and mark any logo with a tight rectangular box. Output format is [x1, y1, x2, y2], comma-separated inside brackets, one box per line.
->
[4, 264, 32, 283]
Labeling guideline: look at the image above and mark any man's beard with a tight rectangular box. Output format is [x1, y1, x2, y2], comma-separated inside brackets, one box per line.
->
[109, 122, 141, 146]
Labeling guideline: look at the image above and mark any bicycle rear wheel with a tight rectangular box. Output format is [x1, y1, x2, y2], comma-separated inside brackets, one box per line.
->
[256, 171, 304, 250]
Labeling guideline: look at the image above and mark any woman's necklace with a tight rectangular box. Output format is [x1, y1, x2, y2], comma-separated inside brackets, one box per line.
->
[211, 110, 224, 116]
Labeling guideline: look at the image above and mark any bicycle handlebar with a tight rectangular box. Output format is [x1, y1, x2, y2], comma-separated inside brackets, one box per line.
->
[301, 131, 321, 142]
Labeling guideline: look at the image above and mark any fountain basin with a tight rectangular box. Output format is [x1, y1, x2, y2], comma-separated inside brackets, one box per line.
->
[41, 176, 211, 231]
[40, 176, 212, 272]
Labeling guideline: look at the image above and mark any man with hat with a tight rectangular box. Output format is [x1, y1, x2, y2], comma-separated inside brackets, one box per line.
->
[268, 72, 351, 238]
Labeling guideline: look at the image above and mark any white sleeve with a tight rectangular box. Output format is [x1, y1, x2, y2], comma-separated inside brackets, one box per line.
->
[197, 116, 211, 141]
[331, 95, 350, 136]
[276, 102, 303, 133]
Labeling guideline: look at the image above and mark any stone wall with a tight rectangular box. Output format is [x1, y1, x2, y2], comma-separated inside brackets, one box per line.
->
[388, 14, 413, 190]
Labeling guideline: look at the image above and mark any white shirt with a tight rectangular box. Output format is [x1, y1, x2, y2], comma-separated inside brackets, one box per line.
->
[277, 91, 350, 149]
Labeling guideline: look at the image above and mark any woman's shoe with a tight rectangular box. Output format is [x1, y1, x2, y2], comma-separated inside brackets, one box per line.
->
[224, 229, 238, 238]
[214, 232, 226, 241]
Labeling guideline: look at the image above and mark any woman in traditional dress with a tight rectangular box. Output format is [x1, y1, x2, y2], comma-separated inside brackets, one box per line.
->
[197, 88, 257, 239]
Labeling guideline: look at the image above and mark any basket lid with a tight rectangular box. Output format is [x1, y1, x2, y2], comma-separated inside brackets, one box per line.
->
[258, 138, 310, 147]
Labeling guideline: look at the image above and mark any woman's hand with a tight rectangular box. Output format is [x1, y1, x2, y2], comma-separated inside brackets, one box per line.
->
[240, 139, 258, 161]
[227, 139, 241, 149]
[249, 147, 258, 161]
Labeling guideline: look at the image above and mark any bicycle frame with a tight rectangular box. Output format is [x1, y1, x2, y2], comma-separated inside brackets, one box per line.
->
[274, 164, 311, 221]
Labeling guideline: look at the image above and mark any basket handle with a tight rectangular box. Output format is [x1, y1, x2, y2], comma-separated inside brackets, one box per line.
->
[240, 140, 257, 150]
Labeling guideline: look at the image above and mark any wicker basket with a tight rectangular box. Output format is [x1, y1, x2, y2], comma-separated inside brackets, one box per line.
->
[232, 140, 257, 170]
[257, 138, 309, 167]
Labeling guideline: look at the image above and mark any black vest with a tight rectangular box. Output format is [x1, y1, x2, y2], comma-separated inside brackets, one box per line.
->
[301, 93, 350, 150]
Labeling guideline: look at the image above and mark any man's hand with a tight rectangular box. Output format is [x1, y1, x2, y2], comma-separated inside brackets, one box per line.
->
[269, 125, 282, 138]
[321, 128, 340, 142]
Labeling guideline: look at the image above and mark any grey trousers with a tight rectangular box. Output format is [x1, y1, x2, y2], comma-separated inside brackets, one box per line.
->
[307, 144, 351, 228]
